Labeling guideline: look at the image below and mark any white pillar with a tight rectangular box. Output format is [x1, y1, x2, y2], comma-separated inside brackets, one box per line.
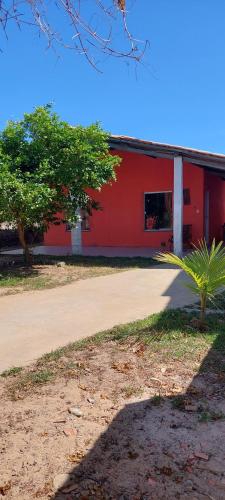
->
[173, 156, 183, 256]
[71, 210, 82, 255]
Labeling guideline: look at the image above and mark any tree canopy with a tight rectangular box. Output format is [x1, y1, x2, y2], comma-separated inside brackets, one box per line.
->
[0, 105, 120, 263]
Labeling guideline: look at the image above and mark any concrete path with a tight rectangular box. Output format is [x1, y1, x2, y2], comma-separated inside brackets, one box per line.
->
[0, 267, 195, 371]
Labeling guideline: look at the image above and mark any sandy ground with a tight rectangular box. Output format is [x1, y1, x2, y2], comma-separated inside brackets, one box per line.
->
[0, 267, 195, 371]
[1, 339, 225, 499]
[0, 260, 128, 297]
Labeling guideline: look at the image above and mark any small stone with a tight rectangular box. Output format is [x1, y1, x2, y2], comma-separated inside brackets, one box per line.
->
[68, 406, 83, 417]
[185, 479, 193, 491]
[185, 404, 198, 412]
[63, 428, 77, 437]
[57, 261, 66, 267]
[53, 473, 72, 490]
[194, 452, 209, 461]
[87, 397, 95, 404]
[62, 484, 78, 494]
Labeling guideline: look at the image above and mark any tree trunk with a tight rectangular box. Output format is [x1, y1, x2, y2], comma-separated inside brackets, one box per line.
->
[200, 293, 207, 329]
[17, 223, 32, 266]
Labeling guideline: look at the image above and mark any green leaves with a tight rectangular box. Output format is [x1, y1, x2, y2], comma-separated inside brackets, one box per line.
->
[157, 239, 225, 296]
[0, 105, 120, 232]
[156, 240, 225, 325]
[0, 165, 56, 231]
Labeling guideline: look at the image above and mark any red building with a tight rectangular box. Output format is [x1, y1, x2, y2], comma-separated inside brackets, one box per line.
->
[44, 136, 225, 256]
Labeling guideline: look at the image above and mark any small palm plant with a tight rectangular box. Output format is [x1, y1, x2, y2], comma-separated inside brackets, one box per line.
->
[156, 239, 225, 327]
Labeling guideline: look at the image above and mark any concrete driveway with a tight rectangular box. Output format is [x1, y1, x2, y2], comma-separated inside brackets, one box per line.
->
[0, 266, 195, 371]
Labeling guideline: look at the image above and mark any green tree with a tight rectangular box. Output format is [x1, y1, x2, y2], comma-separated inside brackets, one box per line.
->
[156, 240, 225, 328]
[0, 106, 120, 265]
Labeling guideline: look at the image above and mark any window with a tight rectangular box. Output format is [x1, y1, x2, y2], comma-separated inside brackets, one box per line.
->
[65, 209, 90, 232]
[183, 188, 191, 205]
[144, 192, 172, 231]
[81, 209, 90, 231]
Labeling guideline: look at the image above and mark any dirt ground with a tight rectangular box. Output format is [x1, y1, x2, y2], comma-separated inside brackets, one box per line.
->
[0, 255, 155, 296]
[0, 262, 124, 296]
[1, 336, 225, 499]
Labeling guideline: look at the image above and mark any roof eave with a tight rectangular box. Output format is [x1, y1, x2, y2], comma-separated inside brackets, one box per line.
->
[109, 136, 225, 172]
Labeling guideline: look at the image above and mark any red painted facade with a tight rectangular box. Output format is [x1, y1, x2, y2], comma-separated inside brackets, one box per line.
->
[44, 215, 71, 246]
[204, 171, 225, 242]
[44, 150, 225, 249]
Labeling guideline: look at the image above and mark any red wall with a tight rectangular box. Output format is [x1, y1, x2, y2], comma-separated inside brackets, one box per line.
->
[204, 172, 225, 242]
[183, 162, 204, 245]
[44, 218, 71, 246]
[44, 151, 205, 249]
[83, 151, 204, 249]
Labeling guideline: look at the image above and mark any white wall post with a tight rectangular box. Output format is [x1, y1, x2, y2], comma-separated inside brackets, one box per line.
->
[173, 156, 183, 256]
[71, 210, 82, 255]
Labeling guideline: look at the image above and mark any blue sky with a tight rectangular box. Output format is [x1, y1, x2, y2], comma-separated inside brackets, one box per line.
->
[1, 1, 225, 153]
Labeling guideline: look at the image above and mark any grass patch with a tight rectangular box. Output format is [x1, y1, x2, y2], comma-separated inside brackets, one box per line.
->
[38, 346, 67, 364]
[121, 385, 143, 398]
[27, 370, 54, 384]
[0, 269, 71, 292]
[23, 276, 72, 291]
[1, 366, 23, 377]
[171, 395, 186, 411]
[151, 394, 164, 406]
[0, 275, 25, 287]
[7, 370, 54, 398]
[198, 410, 225, 423]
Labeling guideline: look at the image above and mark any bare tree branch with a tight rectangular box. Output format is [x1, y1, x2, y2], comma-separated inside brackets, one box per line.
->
[0, 0, 149, 69]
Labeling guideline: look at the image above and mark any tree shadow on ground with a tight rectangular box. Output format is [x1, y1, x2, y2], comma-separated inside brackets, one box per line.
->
[53, 306, 225, 498]
[0, 265, 39, 283]
[0, 252, 159, 270]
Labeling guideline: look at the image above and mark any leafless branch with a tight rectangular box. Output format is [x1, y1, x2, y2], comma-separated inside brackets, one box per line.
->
[0, 0, 149, 69]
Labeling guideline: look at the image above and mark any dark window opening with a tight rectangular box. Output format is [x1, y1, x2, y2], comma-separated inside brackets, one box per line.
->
[81, 209, 90, 231]
[183, 188, 191, 205]
[65, 209, 90, 232]
[144, 192, 172, 230]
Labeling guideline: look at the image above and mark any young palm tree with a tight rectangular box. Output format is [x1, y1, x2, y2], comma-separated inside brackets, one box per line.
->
[156, 239, 225, 327]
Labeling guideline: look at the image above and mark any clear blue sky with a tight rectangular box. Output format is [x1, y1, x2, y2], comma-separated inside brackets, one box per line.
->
[1, 1, 225, 153]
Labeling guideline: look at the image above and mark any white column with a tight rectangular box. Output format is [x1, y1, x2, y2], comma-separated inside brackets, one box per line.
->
[71, 210, 82, 255]
[173, 156, 183, 256]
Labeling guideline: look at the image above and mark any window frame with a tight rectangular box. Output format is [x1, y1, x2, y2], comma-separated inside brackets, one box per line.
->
[144, 191, 173, 232]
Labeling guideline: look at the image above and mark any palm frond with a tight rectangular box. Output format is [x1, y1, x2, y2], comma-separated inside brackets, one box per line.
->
[156, 239, 225, 297]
